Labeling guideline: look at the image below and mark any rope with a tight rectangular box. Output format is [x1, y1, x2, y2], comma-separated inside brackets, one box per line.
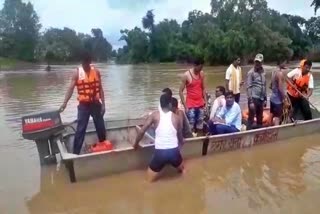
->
[281, 95, 292, 124]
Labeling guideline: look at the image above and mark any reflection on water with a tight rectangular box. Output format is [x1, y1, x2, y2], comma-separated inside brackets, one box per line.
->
[0, 63, 320, 213]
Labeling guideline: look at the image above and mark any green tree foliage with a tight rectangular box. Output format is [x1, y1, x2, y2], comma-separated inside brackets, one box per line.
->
[117, 0, 320, 64]
[0, 0, 41, 61]
[35, 27, 112, 63]
[0, 0, 112, 63]
[311, 0, 320, 14]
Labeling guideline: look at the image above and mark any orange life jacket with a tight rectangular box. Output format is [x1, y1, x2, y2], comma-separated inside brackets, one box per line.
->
[76, 65, 101, 103]
[287, 69, 310, 98]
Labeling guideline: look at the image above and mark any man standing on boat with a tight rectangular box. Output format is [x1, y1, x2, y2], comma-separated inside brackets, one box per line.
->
[208, 91, 241, 134]
[269, 60, 286, 125]
[179, 57, 207, 135]
[286, 59, 313, 121]
[246, 53, 267, 130]
[59, 51, 107, 155]
[225, 56, 243, 103]
[133, 93, 185, 182]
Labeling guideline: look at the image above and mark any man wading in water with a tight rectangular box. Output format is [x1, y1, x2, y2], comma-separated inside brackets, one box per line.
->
[133, 93, 185, 182]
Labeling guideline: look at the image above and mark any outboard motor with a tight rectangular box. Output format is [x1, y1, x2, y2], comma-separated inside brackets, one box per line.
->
[21, 109, 65, 165]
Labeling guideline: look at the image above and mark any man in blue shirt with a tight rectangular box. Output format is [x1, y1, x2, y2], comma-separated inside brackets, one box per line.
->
[208, 91, 242, 134]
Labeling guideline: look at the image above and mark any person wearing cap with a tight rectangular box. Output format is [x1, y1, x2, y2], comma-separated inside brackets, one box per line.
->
[246, 53, 267, 130]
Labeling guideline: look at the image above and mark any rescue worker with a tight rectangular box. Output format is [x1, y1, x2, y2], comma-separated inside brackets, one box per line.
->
[59, 52, 107, 155]
[287, 59, 313, 121]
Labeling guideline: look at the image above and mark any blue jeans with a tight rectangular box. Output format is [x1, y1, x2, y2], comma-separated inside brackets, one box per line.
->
[186, 107, 205, 130]
[73, 102, 106, 154]
[208, 121, 239, 135]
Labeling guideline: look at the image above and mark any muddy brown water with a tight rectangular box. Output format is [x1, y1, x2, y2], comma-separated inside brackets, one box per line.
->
[1, 63, 320, 214]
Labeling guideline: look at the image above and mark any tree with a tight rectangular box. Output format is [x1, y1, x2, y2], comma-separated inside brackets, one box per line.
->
[0, 0, 41, 61]
[311, 0, 320, 14]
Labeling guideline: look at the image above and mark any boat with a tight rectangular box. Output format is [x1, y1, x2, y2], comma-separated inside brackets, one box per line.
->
[21, 105, 320, 183]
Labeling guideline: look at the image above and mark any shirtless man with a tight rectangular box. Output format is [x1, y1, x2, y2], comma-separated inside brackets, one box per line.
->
[133, 93, 185, 182]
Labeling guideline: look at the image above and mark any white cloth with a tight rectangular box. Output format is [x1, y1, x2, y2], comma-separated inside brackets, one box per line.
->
[225, 64, 242, 94]
[287, 68, 314, 89]
[155, 109, 178, 150]
[210, 95, 226, 120]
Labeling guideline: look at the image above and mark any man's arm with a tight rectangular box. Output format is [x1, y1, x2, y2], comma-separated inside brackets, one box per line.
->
[246, 70, 253, 103]
[133, 113, 154, 149]
[97, 70, 105, 107]
[201, 71, 208, 112]
[287, 68, 297, 80]
[176, 114, 184, 147]
[225, 66, 231, 91]
[60, 70, 77, 111]
[277, 71, 286, 100]
[225, 106, 240, 126]
[213, 107, 226, 124]
[210, 99, 219, 120]
[179, 74, 187, 110]
[307, 74, 314, 98]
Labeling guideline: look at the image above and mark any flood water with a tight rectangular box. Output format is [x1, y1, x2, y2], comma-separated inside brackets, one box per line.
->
[1, 63, 320, 213]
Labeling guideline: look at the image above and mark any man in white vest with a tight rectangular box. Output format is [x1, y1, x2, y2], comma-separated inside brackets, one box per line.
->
[133, 93, 185, 182]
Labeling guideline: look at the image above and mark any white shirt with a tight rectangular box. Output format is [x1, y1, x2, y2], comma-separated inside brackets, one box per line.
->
[210, 95, 226, 120]
[225, 64, 242, 94]
[287, 68, 314, 89]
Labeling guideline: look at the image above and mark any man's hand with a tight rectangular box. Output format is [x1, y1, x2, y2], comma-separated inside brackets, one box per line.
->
[59, 102, 67, 112]
[263, 100, 267, 107]
[133, 143, 141, 150]
[184, 105, 189, 113]
[240, 81, 244, 86]
[249, 102, 255, 111]
[101, 104, 106, 116]
[213, 117, 224, 124]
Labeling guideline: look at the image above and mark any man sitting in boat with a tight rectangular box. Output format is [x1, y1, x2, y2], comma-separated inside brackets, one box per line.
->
[208, 91, 241, 135]
[171, 97, 193, 138]
[133, 93, 185, 182]
[59, 51, 108, 155]
[209, 86, 226, 120]
[286, 59, 314, 121]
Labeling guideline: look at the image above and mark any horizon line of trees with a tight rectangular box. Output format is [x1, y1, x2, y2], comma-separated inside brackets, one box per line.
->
[0, 0, 320, 65]
[116, 0, 320, 65]
[0, 0, 114, 63]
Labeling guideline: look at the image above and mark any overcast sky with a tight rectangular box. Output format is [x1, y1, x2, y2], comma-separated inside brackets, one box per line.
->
[0, 0, 317, 49]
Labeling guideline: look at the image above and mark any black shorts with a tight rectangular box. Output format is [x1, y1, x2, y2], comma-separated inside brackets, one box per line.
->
[270, 101, 283, 118]
[149, 147, 183, 173]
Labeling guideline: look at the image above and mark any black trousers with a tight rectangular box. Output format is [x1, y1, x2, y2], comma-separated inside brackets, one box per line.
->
[247, 98, 264, 130]
[288, 93, 312, 121]
[234, 93, 240, 104]
[73, 102, 106, 155]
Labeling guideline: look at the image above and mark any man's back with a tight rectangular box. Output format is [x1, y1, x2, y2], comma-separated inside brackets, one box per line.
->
[153, 109, 180, 149]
